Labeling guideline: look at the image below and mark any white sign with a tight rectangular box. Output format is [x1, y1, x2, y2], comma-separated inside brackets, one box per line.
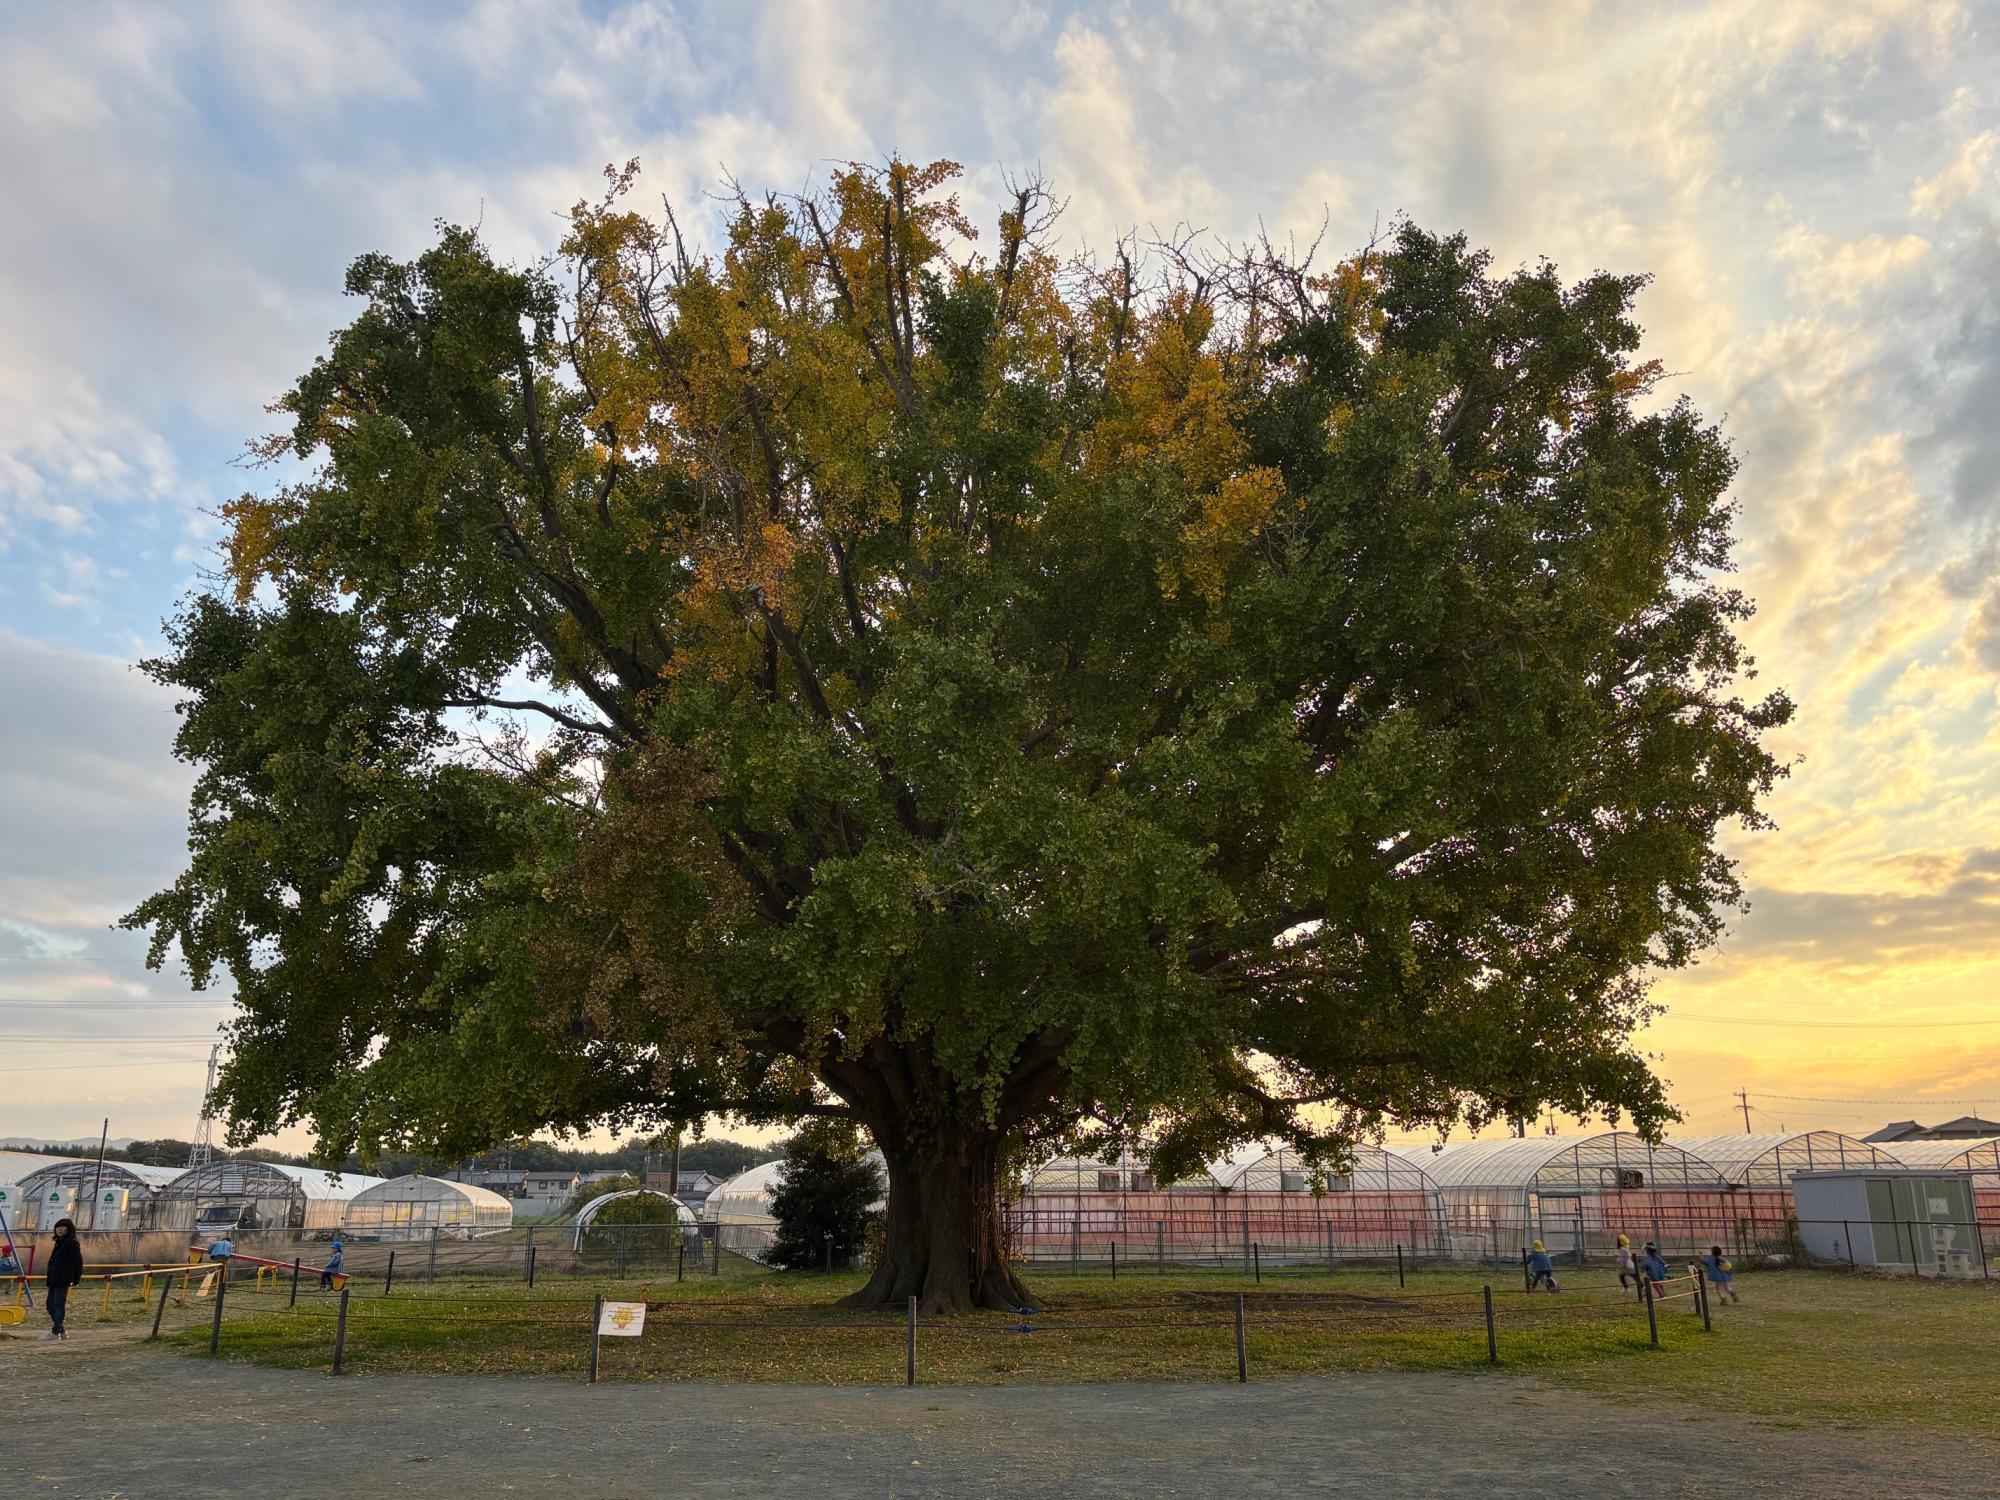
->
[597, 1300, 646, 1337]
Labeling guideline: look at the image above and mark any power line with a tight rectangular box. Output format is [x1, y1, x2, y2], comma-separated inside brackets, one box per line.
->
[1754, 1091, 1997, 1108]
[0, 1034, 221, 1043]
[0, 1059, 207, 1073]
[1662, 1012, 2000, 1029]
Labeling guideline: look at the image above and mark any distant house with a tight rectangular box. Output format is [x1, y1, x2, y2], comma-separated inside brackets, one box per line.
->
[442, 1169, 528, 1197]
[645, 1170, 721, 1205]
[1865, 1117, 2000, 1143]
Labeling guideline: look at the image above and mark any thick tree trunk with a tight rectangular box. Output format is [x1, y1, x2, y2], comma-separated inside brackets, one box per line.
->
[839, 1128, 1036, 1315]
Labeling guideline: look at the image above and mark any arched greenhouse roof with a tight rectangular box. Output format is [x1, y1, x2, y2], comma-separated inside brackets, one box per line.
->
[1021, 1152, 1225, 1194]
[1886, 1138, 2000, 1177]
[571, 1189, 692, 1231]
[1666, 1132, 1902, 1187]
[349, 1174, 514, 1214]
[1419, 1134, 1729, 1192]
[702, 1161, 788, 1223]
[1209, 1143, 1440, 1195]
[16, 1159, 183, 1194]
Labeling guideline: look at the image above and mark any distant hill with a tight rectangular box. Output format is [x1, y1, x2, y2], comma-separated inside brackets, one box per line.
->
[0, 1137, 136, 1151]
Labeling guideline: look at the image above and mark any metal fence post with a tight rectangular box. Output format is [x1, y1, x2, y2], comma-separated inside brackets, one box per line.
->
[289, 1257, 301, 1308]
[1241, 1216, 1251, 1274]
[588, 1293, 603, 1384]
[384, 1249, 396, 1297]
[1396, 1243, 1405, 1289]
[677, 1241, 685, 1282]
[713, 1223, 722, 1277]
[1252, 1242, 1260, 1283]
[428, 1228, 439, 1282]
[619, 1224, 629, 1279]
[208, 1263, 227, 1356]
[528, 1244, 538, 1288]
[1072, 1219, 1080, 1277]
[1234, 1292, 1248, 1382]
[1157, 1221, 1165, 1275]
[906, 1295, 918, 1386]
[1483, 1285, 1497, 1365]
[148, 1271, 170, 1341]
[1843, 1220, 1854, 1268]
[331, 1286, 350, 1374]
[1696, 1265, 1711, 1332]
[1111, 1242, 1118, 1281]
[1643, 1276, 1659, 1349]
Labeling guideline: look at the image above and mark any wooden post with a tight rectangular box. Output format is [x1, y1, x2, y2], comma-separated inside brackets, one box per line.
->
[1252, 1242, 1260, 1283]
[1111, 1241, 1118, 1280]
[906, 1295, 918, 1386]
[588, 1293, 603, 1384]
[1233, 1292, 1247, 1382]
[528, 1245, 537, 1288]
[208, 1263, 227, 1356]
[1396, 1243, 1405, 1289]
[1696, 1265, 1712, 1332]
[289, 1258, 302, 1308]
[384, 1249, 396, 1297]
[331, 1286, 350, 1374]
[677, 1241, 684, 1282]
[1643, 1275, 1659, 1348]
[1483, 1284, 1497, 1365]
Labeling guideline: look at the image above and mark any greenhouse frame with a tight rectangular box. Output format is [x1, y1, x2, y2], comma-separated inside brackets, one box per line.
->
[1423, 1133, 1735, 1262]
[343, 1174, 515, 1240]
[1007, 1144, 1446, 1266]
[152, 1161, 385, 1236]
[702, 1161, 786, 1260]
[1884, 1139, 2000, 1225]
[10, 1159, 183, 1230]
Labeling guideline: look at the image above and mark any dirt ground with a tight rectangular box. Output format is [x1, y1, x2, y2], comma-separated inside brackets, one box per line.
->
[2, 1339, 1991, 1499]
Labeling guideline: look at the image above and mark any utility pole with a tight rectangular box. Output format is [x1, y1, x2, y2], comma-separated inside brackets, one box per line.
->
[189, 1044, 221, 1168]
[1737, 1089, 1753, 1135]
[87, 1118, 109, 1230]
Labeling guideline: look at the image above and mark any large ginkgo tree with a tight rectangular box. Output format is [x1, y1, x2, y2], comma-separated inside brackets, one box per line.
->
[128, 160, 1789, 1312]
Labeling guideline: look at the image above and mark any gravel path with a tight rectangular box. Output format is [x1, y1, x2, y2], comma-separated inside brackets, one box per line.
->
[1, 1343, 1986, 1498]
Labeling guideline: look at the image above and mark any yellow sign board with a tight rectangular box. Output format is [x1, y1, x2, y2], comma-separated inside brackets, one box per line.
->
[597, 1300, 646, 1337]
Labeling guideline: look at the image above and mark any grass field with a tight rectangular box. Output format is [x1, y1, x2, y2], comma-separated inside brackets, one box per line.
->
[131, 1258, 2000, 1435]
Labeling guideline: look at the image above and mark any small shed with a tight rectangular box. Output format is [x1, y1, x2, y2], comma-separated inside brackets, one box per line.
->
[1792, 1169, 1982, 1276]
[343, 1174, 515, 1239]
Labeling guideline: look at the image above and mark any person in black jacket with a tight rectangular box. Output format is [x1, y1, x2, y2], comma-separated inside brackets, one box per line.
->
[44, 1218, 83, 1341]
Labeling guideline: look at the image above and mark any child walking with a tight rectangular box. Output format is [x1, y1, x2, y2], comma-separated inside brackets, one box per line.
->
[1614, 1233, 1636, 1291]
[1527, 1239, 1561, 1292]
[1702, 1245, 1740, 1304]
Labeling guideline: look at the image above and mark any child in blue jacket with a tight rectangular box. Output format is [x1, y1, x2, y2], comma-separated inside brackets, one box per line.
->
[1526, 1239, 1560, 1292]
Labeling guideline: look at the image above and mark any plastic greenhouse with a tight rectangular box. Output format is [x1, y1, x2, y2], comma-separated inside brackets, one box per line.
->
[152, 1161, 385, 1237]
[703, 1161, 787, 1261]
[11, 1159, 182, 1230]
[343, 1174, 515, 1240]
[1008, 1143, 1445, 1266]
[1667, 1132, 1903, 1187]
[1885, 1139, 2000, 1225]
[1421, 1133, 1732, 1262]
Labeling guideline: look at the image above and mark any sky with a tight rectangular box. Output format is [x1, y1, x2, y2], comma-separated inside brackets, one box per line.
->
[2, 0, 1997, 1154]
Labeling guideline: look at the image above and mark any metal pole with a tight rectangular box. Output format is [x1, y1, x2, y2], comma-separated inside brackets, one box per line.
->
[428, 1228, 439, 1282]
[528, 1245, 538, 1288]
[289, 1257, 301, 1308]
[1252, 1242, 1260, 1283]
[1111, 1241, 1118, 1281]
[88, 1117, 109, 1232]
[1522, 1246, 1532, 1293]
[1483, 1284, 1497, 1365]
[713, 1223, 721, 1277]
[1234, 1292, 1247, 1382]
[1696, 1265, 1711, 1332]
[384, 1249, 396, 1297]
[677, 1241, 684, 1282]
[906, 1295, 917, 1386]
[588, 1293, 602, 1384]
[208, 1262, 227, 1356]
[619, 1224, 629, 1279]
[149, 1270, 170, 1340]
[1396, 1243, 1404, 1289]
[1643, 1275, 1659, 1348]
[1844, 1220, 1854, 1268]
[1157, 1220, 1165, 1275]
[331, 1286, 350, 1374]
[1072, 1219, 1080, 1276]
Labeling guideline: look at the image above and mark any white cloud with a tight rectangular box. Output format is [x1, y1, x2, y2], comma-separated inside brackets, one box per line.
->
[1911, 129, 1995, 216]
